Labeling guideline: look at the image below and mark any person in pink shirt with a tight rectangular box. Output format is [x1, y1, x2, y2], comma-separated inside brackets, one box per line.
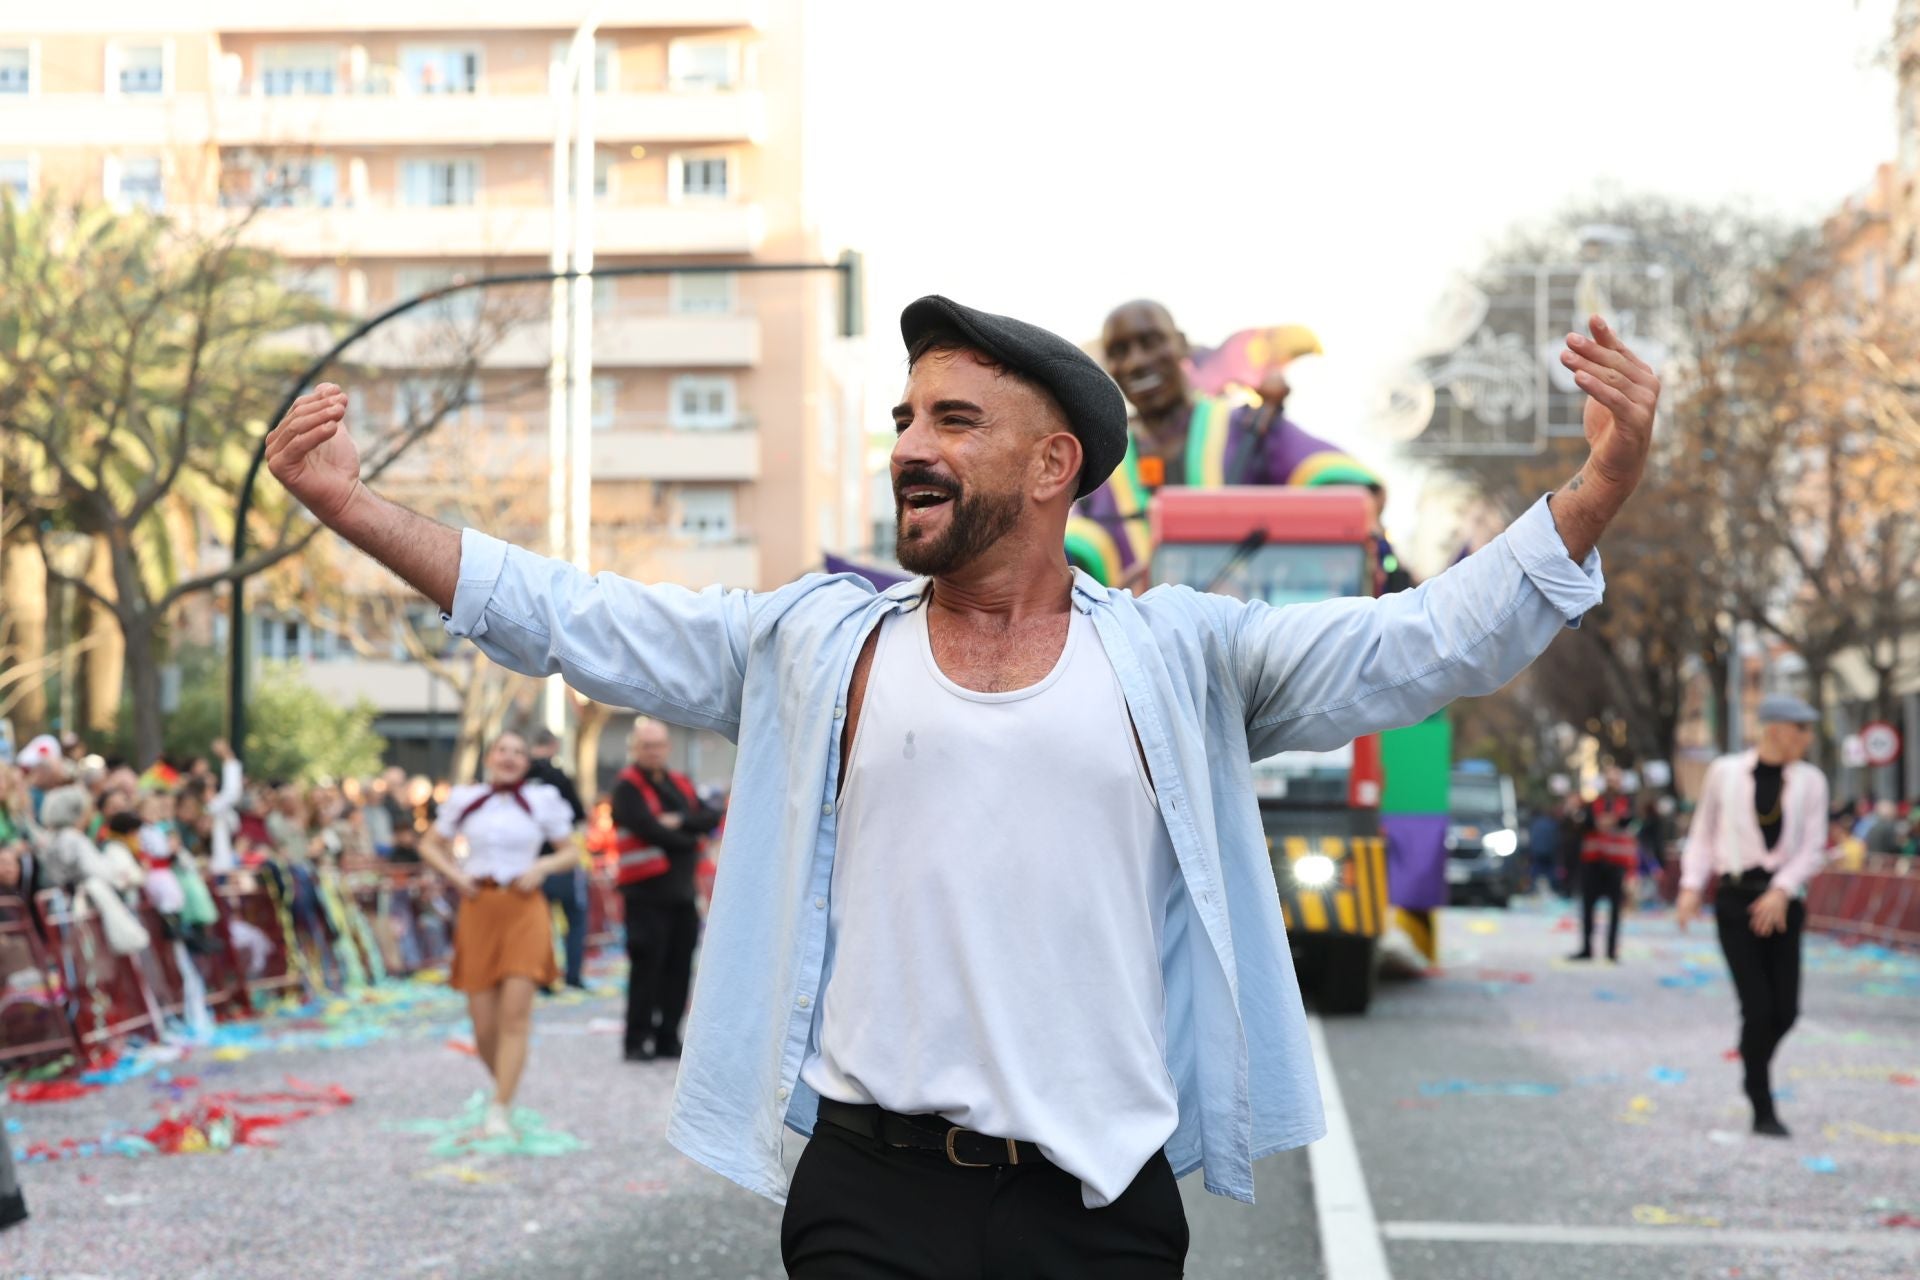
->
[1676, 695, 1828, 1137]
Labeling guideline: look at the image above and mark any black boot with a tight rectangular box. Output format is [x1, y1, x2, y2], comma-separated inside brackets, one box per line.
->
[1752, 1115, 1791, 1138]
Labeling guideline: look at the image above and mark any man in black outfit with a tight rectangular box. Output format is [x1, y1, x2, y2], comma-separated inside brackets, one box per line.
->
[611, 718, 722, 1062]
[1677, 695, 1829, 1137]
[527, 728, 590, 990]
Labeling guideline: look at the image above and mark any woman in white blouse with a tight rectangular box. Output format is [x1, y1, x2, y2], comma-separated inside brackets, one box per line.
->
[420, 731, 581, 1139]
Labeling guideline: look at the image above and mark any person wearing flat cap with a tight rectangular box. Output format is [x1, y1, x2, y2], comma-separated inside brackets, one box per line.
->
[1677, 694, 1830, 1138]
[265, 295, 1657, 1275]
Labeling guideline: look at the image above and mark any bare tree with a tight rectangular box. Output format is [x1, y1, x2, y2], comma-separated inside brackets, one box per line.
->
[0, 193, 524, 765]
[1435, 194, 1797, 770]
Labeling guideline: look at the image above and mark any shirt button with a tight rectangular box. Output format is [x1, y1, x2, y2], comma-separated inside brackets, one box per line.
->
[822, 803, 833, 816]
[777, 1086, 789, 1101]
[833, 706, 845, 720]
[814, 896, 827, 910]
[797, 995, 811, 1009]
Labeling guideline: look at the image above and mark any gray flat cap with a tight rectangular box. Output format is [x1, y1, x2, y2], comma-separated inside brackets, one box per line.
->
[1757, 694, 1819, 725]
[900, 295, 1127, 499]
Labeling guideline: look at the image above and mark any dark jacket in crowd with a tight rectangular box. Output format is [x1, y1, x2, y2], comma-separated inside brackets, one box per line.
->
[612, 769, 723, 904]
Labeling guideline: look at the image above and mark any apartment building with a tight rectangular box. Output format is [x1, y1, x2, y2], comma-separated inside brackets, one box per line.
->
[0, 2, 866, 778]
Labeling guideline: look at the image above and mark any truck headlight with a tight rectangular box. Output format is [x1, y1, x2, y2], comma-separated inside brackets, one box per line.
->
[1294, 854, 1338, 887]
[1483, 828, 1518, 857]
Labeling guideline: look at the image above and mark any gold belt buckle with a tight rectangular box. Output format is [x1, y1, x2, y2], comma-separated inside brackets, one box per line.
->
[945, 1126, 1018, 1167]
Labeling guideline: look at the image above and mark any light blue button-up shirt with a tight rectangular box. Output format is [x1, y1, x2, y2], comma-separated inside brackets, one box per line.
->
[444, 495, 1603, 1204]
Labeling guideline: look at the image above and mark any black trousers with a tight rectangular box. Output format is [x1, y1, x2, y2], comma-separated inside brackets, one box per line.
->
[620, 888, 698, 1054]
[542, 867, 587, 987]
[1715, 879, 1805, 1121]
[1577, 861, 1626, 958]
[782, 1119, 1188, 1279]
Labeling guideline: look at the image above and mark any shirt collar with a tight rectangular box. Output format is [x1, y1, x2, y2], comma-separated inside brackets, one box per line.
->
[879, 570, 1108, 617]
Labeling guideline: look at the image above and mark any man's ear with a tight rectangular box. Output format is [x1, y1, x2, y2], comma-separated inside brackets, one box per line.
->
[1173, 329, 1191, 360]
[1036, 432, 1084, 501]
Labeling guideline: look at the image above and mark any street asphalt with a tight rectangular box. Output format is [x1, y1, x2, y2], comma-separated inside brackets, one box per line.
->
[6, 893, 1918, 1279]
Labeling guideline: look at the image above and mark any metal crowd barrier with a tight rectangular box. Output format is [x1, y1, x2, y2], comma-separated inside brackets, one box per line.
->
[0, 895, 85, 1067]
[1, 860, 657, 1070]
[1805, 855, 1920, 949]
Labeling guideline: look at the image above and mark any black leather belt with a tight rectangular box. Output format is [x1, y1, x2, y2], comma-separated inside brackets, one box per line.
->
[1718, 867, 1774, 894]
[816, 1099, 1045, 1169]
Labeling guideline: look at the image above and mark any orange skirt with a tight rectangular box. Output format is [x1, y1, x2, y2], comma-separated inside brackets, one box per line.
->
[449, 885, 557, 992]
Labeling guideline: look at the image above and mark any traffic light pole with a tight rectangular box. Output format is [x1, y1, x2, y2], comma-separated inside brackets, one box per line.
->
[226, 252, 862, 755]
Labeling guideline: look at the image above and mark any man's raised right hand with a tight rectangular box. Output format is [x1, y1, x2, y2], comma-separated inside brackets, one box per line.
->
[267, 383, 363, 526]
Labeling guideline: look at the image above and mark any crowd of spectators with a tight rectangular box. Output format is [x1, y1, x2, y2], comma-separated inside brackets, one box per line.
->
[0, 732, 548, 1001]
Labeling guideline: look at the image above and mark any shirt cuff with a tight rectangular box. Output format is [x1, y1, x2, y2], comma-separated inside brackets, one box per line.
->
[1505, 494, 1605, 626]
[443, 527, 510, 640]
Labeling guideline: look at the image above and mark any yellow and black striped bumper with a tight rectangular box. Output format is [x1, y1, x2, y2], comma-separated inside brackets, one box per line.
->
[1274, 835, 1389, 939]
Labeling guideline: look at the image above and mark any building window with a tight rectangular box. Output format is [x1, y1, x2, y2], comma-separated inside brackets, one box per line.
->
[668, 41, 739, 91]
[400, 158, 478, 207]
[0, 47, 32, 96]
[1862, 249, 1884, 306]
[549, 39, 616, 93]
[396, 264, 480, 322]
[592, 376, 618, 430]
[401, 47, 479, 95]
[677, 485, 736, 542]
[592, 273, 619, 313]
[671, 272, 735, 315]
[0, 156, 30, 203]
[278, 264, 338, 307]
[116, 44, 167, 96]
[259, 45, 338, 96]
[114, 156, 165, 213]
[255, 615, 347, 662]
[672, 154, 731, 201]
[246, 155, 338, 208]
[669, 375, 736, 430]
[393, 377, 480, 428]
[594, 149, 612, 200]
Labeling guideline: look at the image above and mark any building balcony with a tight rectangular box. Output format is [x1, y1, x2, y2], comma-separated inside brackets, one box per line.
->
[0, 95, 216, 148]
[498, 311, 760, 369]
[197, 200, 764, 258]
[300, 658, 457, 716]
[5, 1, 765, 33]
[209, 90, 764, 148]
[648, 540, 759, 589]
[591, 425, 760, 481]
[308, 310, 759, 370]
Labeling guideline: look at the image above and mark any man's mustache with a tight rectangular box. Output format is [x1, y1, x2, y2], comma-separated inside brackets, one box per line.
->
[893, 469, 961, 502]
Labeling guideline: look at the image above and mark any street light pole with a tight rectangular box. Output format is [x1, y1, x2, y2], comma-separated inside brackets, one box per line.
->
[225, 256, 864, 756]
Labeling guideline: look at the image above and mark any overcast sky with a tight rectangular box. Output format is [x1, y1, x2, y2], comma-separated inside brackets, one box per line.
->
[805, 0, 1900, 543]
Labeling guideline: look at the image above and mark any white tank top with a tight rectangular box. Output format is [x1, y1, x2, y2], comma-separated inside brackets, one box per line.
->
[800, 602, 1181, 1208]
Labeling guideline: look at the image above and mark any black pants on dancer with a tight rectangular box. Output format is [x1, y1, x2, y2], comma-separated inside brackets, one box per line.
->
[1715, 869, 1803, 1135]
[622, 886, 698, 1060]
[1573, 861, 1625, 960]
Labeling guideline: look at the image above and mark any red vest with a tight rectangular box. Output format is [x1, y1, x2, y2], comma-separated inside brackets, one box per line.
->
[613, 766, 702, 886]
[1581, 793, 1638, 867]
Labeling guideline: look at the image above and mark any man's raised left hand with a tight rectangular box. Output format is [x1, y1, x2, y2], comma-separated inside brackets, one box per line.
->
[1562, 314, 1659, 487]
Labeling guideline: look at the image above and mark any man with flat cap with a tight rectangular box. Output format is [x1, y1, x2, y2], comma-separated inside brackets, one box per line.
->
[1677, 694, 1830, 1138]
[1068, 299, 1390, 589]
[266, 293, 1657, 1276]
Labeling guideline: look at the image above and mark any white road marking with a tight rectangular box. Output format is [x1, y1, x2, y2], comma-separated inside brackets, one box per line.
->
[1383, 1221, 1920, 1253]
[1307, 1014, 1394, 1280]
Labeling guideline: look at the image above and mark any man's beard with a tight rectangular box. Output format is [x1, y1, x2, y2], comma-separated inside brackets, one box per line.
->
[895, 481, 1023, 576]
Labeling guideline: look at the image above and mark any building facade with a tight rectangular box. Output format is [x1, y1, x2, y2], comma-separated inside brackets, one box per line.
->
[0, 2, 866, 782]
